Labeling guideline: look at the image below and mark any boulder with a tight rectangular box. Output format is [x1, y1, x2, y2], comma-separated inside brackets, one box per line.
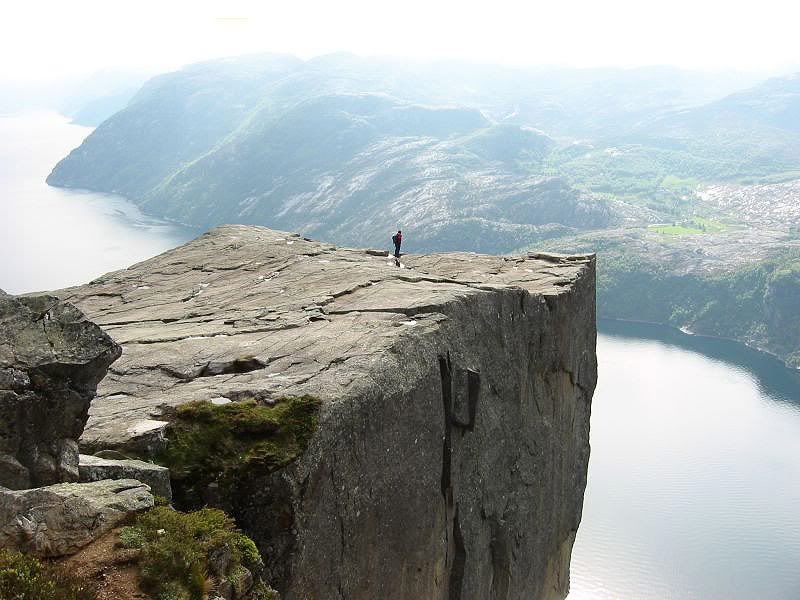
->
[78, 454, 172, 503]
[0, 293, 121, 489]
[0, 479, 153, 557]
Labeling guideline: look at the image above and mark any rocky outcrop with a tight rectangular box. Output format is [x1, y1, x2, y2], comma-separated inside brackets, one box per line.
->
[0, 291, 122, 489]
[0, 479, 153, 557]
[59, 225, 597, 600]
[78, 454, 172, 503]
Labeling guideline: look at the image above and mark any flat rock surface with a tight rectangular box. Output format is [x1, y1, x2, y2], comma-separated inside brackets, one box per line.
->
[58, 225, 592, 453]
[57, 225, 596, 599]
[78, 454, 172, 503]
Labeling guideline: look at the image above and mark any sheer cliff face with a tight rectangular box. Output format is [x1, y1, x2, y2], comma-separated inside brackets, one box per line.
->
[285, 254, 596, 600]
[59, 225, 596, 600]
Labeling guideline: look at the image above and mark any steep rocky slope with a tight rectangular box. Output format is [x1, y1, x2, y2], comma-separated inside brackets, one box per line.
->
[58, 225, 597, 600]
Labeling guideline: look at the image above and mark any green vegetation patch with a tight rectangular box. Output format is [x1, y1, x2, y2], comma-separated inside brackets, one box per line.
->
[158, 396, 322, 508]
[649, 216, 730, 236]
[0, 549, 95, 600]
[593, 247, 800, 367]
[119, 506, 275, 600]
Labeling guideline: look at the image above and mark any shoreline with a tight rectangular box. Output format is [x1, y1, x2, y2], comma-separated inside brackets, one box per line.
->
[599, 315, 800, 373]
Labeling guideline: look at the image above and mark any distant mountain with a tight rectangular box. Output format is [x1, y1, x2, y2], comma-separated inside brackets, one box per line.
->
[665, 72, 800, 133]
[46, 54, 794, 251]
[58, 69, 155, 126]
[42, 54, 800, 364]
[0, 70, 150, 124]
[47, 55, 632, 251]
[615, 72, 800, 178]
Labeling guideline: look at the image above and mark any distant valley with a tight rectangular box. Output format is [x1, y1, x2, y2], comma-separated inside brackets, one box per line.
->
[46, 54, 800, 366]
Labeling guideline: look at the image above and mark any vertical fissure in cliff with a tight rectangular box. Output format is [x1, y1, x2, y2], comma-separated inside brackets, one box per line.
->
[448, 506, 467, 600]
[439, 355, 482, 600]
[439, 355, 453, 504]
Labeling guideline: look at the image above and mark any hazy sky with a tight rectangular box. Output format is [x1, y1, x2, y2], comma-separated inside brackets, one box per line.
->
[2, 0, 799, 82]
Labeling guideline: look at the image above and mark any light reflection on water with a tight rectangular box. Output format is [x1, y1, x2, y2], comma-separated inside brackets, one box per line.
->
[0, 111, 197, 294]
[570, 320, 800, 599]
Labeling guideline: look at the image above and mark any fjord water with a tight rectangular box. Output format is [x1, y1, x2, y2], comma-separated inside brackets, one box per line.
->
[570, 320, 800, 600]
[0, 111, 195, 294]
[3, 111, 799, 600]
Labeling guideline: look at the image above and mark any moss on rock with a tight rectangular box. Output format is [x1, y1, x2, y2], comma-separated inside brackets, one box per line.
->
[158, 396, 322, 509]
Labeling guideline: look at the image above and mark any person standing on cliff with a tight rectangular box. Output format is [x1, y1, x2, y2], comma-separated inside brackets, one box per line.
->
[392, 230, 402, 258]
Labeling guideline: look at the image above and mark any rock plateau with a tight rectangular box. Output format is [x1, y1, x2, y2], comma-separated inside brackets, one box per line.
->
[58, 225, 597, 600]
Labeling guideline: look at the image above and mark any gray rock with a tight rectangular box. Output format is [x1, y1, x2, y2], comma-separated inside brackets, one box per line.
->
[216, 582, 234, 600]
[58, 225, 597, 600]
[78, 454, 172, 503]
[92, 449, 132, 460]
[0, 478, 153, 557]
[209, 543, 233, 577]
[230, 566, 254, 597]
[0, 293, 122, 489]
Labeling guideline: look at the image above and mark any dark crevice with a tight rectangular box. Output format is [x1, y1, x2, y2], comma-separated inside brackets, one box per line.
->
[196, 356, 267, 378]
[543, 295, 557, 312]
[146, 357, 268, 382]
[451, 369, 481, 431]
[324, 306, 422, 317]
[448, 505, 466, 600]
[439, 355, 453, 503]
[489, 521, 511, 600]
[439, 355, 481, 600]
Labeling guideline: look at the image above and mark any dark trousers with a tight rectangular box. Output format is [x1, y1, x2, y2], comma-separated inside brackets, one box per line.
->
[394, 244, 401, 258]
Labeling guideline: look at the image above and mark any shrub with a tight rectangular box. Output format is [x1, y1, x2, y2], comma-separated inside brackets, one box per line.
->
[0, 549, 95, 600]
[118, 526, 146, 549]
[121, 506, 264, 599]
[234, 535, 262, 571]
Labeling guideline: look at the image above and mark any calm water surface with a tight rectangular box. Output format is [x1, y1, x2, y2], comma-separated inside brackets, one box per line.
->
[0, 111, 196, 294]
[570, 320, 800, 599]
[3, 111, 799, 599]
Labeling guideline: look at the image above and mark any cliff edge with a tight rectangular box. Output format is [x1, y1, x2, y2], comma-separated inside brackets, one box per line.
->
[59, 225, 597, 600]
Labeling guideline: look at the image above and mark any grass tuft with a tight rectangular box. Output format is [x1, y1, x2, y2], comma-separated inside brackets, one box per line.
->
[0, 549, 96, 600]
[121, 506, 264, 599]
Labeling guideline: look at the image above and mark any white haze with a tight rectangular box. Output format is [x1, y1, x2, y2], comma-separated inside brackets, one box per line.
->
[2, 0, 799, 83]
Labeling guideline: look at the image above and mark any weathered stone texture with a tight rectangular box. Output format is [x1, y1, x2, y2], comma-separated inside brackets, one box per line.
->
[0, 479, 153, 557]
[0, 293, 122, 489]
[78, 454, 172, 503]
[59, 225, 597, 600]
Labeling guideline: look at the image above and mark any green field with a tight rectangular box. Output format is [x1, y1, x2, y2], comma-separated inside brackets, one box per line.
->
[649, 217, 730, 236]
